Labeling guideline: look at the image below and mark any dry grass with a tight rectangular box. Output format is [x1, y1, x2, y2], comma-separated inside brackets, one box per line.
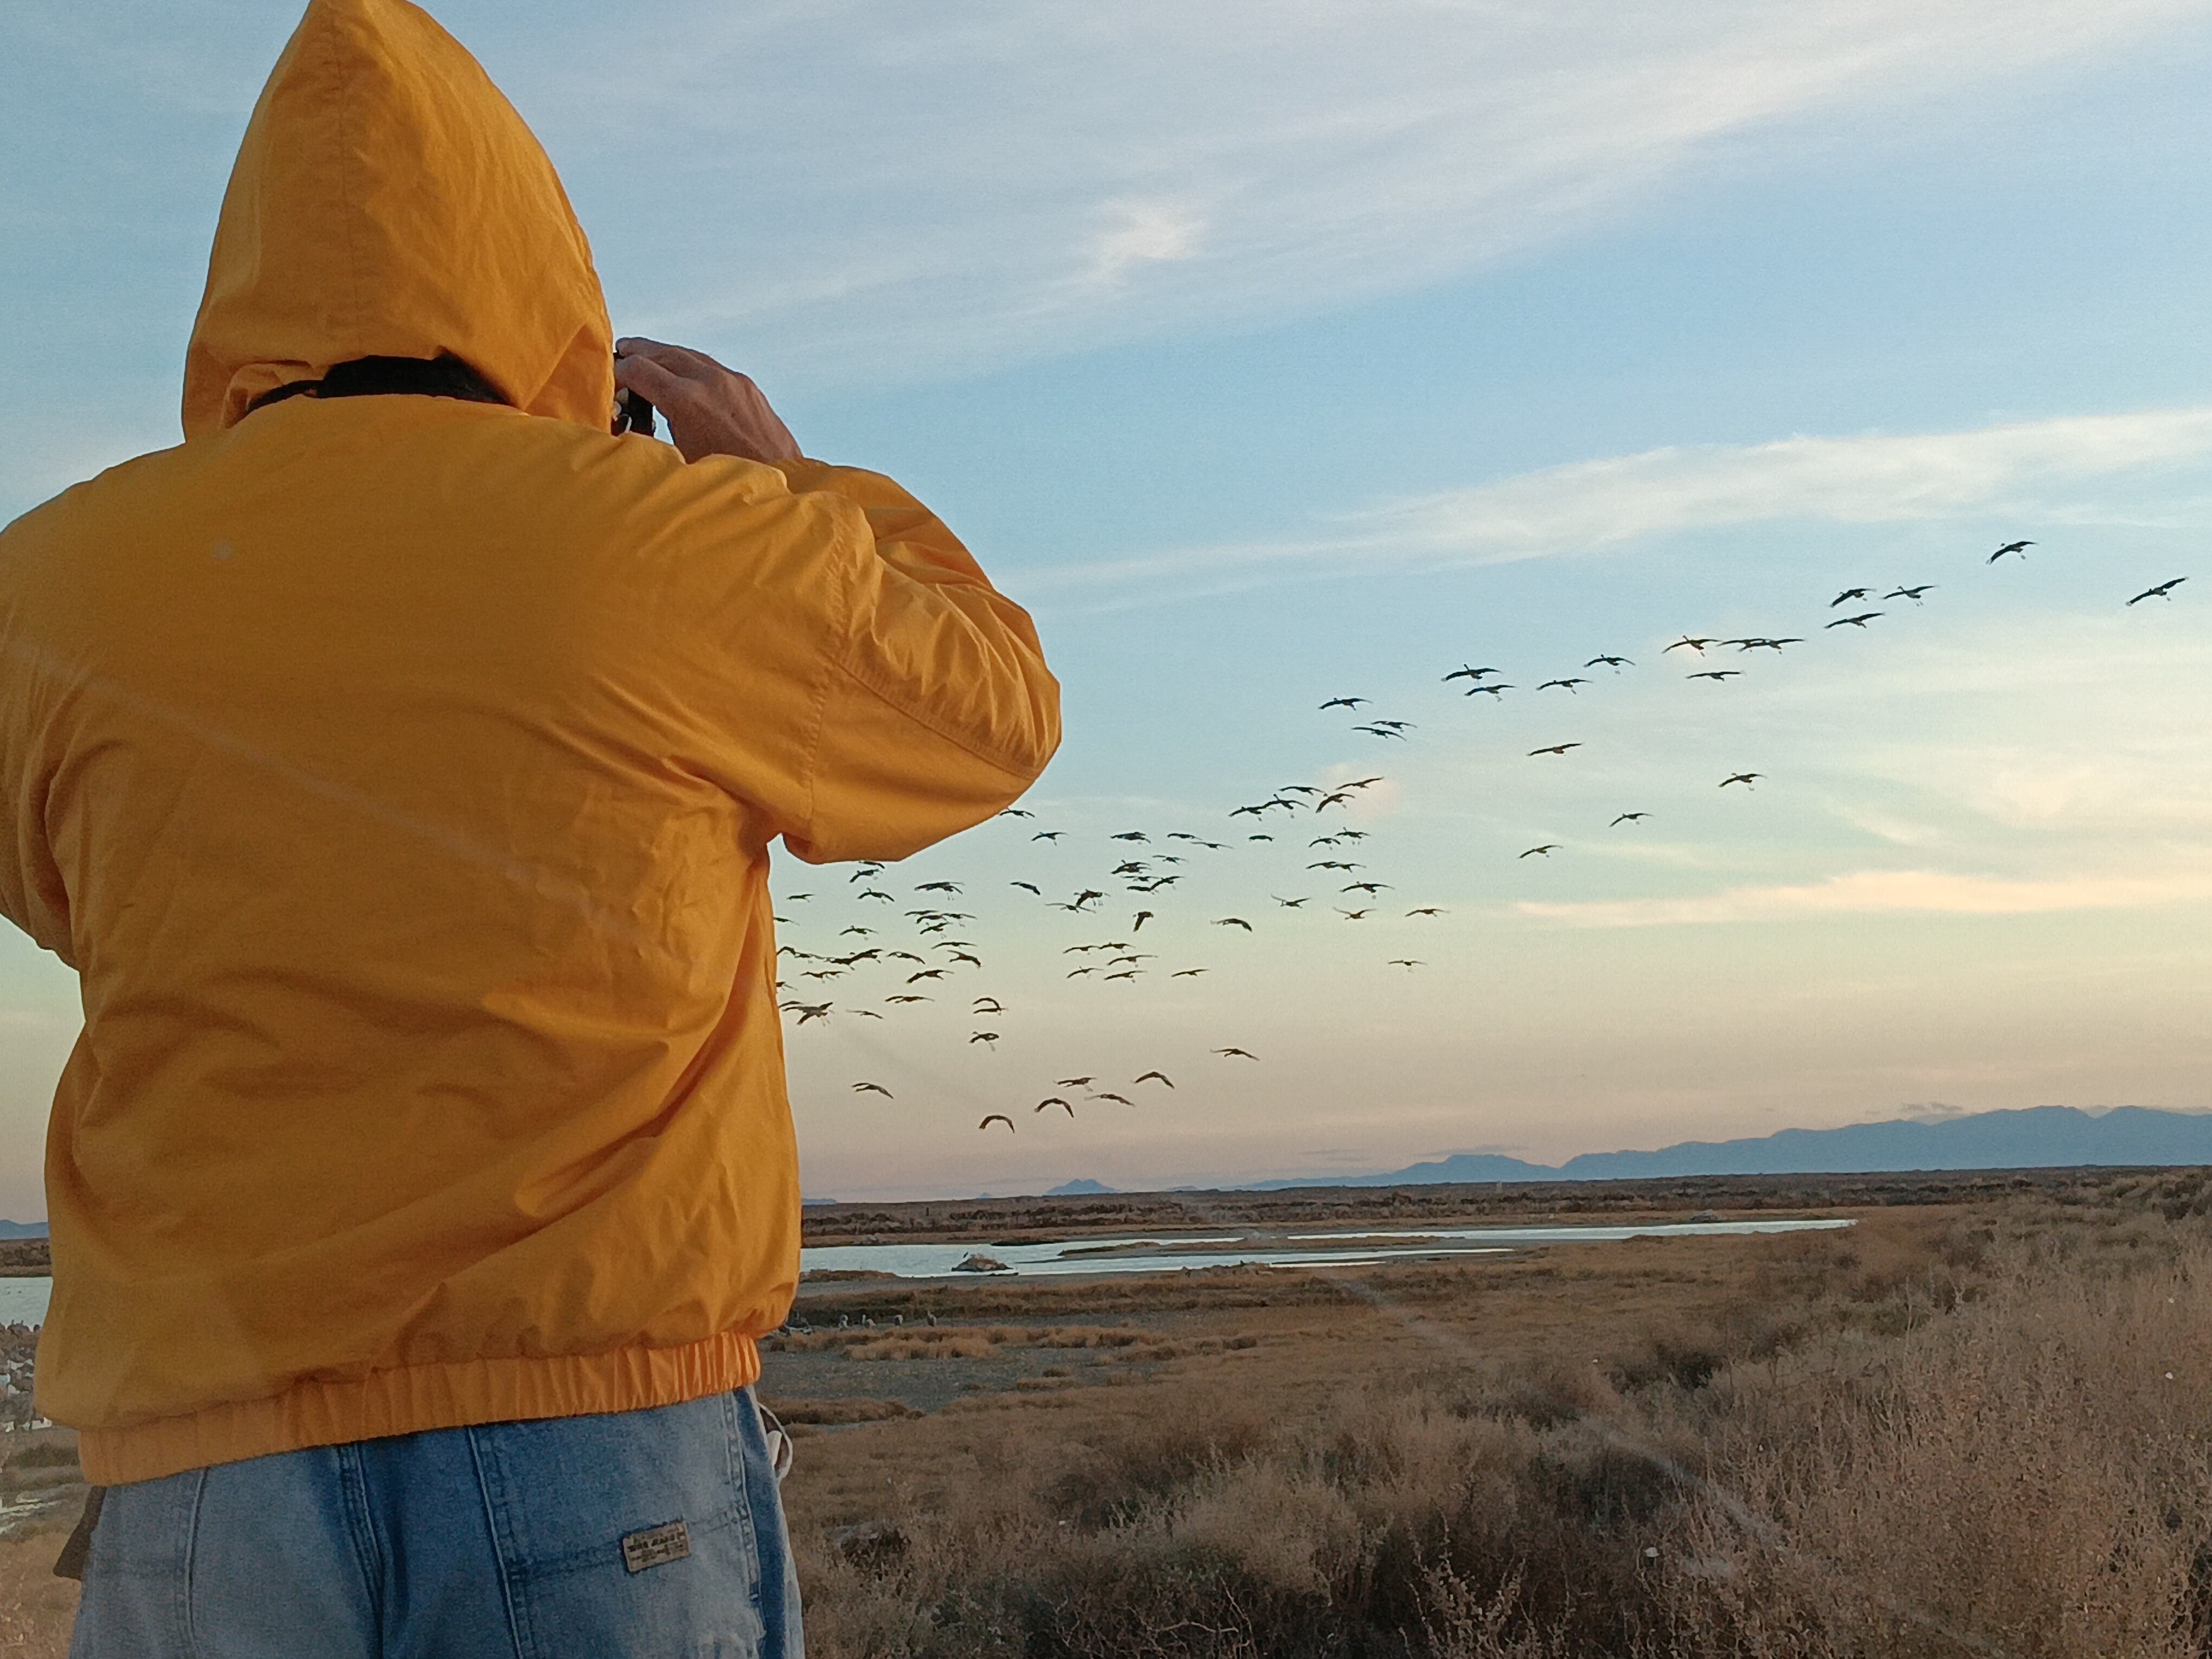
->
[788, 1182, 2212, 1658]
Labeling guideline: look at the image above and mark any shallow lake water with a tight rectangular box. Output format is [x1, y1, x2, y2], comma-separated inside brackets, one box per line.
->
[0, 1279, 49, 1327]
[801, 1217, 1853, 1281]
[0, 1221, 1858, 1319]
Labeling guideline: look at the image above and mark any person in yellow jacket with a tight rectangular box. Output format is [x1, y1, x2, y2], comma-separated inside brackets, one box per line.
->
[0, 0, 1058, 1651]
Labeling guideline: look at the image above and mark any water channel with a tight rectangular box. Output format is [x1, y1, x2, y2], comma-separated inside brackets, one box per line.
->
[800, 1217, 1854, 1281]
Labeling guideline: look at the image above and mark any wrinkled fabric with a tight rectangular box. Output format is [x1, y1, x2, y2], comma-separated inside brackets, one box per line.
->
[0, 0, 1057, 1486]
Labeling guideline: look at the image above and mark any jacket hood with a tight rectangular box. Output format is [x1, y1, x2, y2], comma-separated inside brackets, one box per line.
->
[182, 0, 614, 439]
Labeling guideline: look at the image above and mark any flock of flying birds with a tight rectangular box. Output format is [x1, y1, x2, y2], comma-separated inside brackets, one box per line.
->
[773, 538, 2189, 1134]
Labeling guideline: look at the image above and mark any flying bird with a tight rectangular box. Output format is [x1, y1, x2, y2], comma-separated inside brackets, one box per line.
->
[1664, 636, 1715, 654]
[1171, 968, 1207, 978]
[2128, 577, 2187, 605]
[1354, 723, 1409, 739]
[1319, 696, 1369, 710]
[1405, 906, 1444, 917]
[790, 1002, 833, 1024]
[1883, 586, 1934, 603]
[1011, 880, 1041, 895]
[1720, 772, 1762, 789]
[1829, 588, 1873, 607]
[1463, 683, 1513, 698]
[1528, 743, 1582, 756]
[1538, 678, 1590, 693]
[968, 1031, 1000, 1046]
[1585, 654, 1632, 669]
[1611, 812, 1650, 826]
[998, 807, 1033, 819]
[1388, 959, 1424, 970]
[973, 997, 1004, 1014]
[1273, 894, 1310, 908]
[1134, 1071, 1174, 1088]
[979, 1115, 1015, 1133]
[851, 1082, 892, 1097]
[1337, 908, 1373, 920]
[1092, 1091, 1134, 1105]
[1214, 1047, 1259, 1060]
[1989, 539, 2034, 562]
[884, 994, 929, 1005]
[1133, 910, 1154, 931]
[1034, 1097, 1073, 1115]
[1687, 670, 1741, 681]
[1443, 665, 1502, 683]
[1032, 831, 1064, 841]
[1823, 613, 1882, 629]
[1214, 917, 1254, 930]
[907, 969, 948, 983]
[1519, 844, 1558, 858]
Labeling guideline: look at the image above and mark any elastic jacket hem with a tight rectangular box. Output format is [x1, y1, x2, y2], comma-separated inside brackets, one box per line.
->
[75, 1329, 762, 1486]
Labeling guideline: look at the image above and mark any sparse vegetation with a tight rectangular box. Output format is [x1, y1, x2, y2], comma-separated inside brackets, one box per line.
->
[783, 1174, 2212, 1658]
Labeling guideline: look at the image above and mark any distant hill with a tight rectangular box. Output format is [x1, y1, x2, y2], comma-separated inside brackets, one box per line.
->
[0, 1221, 46, 1239]
[1046, 1178, 1117, 1196]
[1253, 1107, 2212, 1188]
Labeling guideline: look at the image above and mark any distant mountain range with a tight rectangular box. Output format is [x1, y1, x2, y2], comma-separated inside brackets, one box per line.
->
[1038, 1107, 2212, 1197]
[1251, 1106, 2212, 1188]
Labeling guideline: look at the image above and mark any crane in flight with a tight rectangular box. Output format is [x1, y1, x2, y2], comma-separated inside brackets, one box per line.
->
[1319, 696, 1368, 710]
[1611, 812, 1650, 826]
[1989, 539, 2034, 562]
[1519, 844, 1559, 858]
[1214, 1046, 1259, 1059]
[979, 1115, 1014, 1133]
[1528, 742, 1581, 756]
[851, 1082, 892, 1098]
[2128, 577, 2187, 605]
[1824, 612, 1882, 629]
[1830, 587, 1873, 607]
[1720, 772, 1763, 789]
[1687, 670, 1740, 682]
[1443, 665, 1501, 683]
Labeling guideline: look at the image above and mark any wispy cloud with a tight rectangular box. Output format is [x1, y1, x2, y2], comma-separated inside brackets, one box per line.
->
[1018, 405, 2212, 595]
[1517, 867, 2212, 928]
[1358, 408, 2212, 557]
[483, 0, 2212, 380]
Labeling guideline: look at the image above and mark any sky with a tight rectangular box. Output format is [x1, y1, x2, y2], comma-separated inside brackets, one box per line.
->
[3, 1, 2211, 1210]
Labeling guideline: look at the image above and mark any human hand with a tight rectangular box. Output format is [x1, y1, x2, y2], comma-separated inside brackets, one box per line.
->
[613, 338, 802, 465]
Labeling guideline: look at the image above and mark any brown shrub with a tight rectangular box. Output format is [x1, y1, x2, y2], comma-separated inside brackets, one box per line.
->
[789, 1201, 2212, 1659]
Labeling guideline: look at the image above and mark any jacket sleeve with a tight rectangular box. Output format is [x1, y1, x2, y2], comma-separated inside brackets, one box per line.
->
[771, 460, 1060, 865]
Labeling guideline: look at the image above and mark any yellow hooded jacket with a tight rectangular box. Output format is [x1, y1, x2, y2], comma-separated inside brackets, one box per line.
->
[0, 0, 1058, 1485]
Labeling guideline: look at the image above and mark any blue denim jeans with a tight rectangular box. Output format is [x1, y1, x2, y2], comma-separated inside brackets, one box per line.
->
[68, 1387, 802, 1658]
